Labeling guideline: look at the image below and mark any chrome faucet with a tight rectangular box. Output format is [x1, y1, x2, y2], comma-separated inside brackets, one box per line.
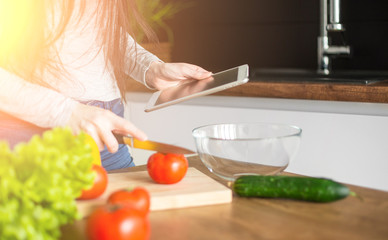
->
[317, 0, 351, 74]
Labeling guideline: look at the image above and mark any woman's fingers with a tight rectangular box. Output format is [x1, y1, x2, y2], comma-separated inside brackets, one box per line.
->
[95, 110, 148, 153]
[147, 62, 213, 90]
[97, 128, 119, 153]
[67, 102, 147, 153]
[110, 117, 147, 140]
[165, 63, 212, 80]
[85, 124, 105, 151]
[182, 64, 212, 80]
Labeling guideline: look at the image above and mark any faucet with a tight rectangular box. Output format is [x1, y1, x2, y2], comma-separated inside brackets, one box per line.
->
[317, 0, 351, 75]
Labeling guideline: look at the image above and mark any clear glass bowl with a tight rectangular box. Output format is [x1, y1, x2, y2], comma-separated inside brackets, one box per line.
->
[192, 123, 302, 181]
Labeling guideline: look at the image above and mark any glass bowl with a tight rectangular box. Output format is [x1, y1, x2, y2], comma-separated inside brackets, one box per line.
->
[192, 123, 302, 181]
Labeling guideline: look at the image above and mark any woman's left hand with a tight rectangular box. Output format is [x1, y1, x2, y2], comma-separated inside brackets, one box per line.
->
[145, 62, 212, 90]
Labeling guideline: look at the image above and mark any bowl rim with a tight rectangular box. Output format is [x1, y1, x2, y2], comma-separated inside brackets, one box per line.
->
[192, 122, 302, 141]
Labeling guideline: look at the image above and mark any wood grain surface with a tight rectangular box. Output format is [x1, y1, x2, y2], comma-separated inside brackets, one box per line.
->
[217, 80, 388, 103]
[62, 157, 388, 240]
[76, 167, 232, 217]
[124, 79, 388, 103]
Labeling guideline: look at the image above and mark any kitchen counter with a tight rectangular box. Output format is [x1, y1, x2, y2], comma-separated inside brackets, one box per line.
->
[218, 80, 388, 103]
[61, 156, 388, 240]
[125, 78, 388, 103]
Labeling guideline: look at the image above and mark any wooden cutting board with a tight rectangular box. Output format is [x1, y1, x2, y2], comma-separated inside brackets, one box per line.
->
[76, 167, 232, 217]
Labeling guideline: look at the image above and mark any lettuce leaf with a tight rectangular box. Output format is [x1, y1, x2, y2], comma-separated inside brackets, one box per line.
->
[0, 127, 96, 240]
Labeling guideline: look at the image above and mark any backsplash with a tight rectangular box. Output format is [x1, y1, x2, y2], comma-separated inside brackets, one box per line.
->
[168, 0, 388, 72]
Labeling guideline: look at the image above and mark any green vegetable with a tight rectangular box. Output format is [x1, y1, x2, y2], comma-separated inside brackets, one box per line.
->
[0, 127, 96, 240]
[233, 175, 350, 202]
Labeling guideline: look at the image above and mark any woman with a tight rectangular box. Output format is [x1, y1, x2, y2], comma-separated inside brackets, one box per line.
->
[0, 0, 211, 170]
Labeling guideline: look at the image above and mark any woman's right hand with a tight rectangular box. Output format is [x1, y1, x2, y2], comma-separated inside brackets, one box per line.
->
[67, 103, 147, 153]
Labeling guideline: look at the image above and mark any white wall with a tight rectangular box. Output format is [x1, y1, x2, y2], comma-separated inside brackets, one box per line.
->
[125, 92, 388, 192]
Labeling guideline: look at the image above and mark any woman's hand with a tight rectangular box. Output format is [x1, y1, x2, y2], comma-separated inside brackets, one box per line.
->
[145, 62, 212, 90]
[67, 103, 147, 153]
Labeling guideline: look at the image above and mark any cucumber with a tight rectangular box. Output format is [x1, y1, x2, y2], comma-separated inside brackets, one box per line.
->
[233, 175, 350, 202]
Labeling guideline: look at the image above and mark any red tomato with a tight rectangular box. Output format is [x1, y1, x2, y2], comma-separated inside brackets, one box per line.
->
[147, 153, 188, 184]
[87, 205, 150, 240]
[78, 164, 108, 200]
[107, 187, 151, 215]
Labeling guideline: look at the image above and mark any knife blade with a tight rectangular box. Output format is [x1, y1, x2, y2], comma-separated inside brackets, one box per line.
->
[113, 133, 195, 155]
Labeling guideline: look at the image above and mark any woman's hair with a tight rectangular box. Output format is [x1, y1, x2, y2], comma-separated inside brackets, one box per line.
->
[0, 0, 157, 96]
[97, 0, 158, 97]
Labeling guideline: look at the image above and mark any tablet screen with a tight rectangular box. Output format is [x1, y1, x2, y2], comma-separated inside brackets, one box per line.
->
[155, 67, 239, 106]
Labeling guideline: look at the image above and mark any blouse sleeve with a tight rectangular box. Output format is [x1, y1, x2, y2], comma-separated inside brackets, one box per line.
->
[124, 34, 163, 89]
[0, 67, 78, 128]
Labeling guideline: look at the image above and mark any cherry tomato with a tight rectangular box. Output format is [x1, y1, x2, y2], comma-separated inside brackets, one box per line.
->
[107, 187, 151, 215]
[147, 153, 188, 184]
[78, 164, 108, 200]
[87, 204, 150, 240]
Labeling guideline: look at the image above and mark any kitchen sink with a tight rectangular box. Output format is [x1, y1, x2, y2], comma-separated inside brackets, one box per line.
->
[251, 68, 388, 85]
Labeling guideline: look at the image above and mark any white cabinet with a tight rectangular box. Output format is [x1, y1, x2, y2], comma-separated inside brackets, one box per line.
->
[125, 92, 388, 192]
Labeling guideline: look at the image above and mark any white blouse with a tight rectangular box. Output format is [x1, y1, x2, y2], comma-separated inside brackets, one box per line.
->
[0, 2, 160, 128]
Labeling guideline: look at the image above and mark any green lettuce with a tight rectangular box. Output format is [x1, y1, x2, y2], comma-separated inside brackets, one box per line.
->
[0, 127, 96, 240]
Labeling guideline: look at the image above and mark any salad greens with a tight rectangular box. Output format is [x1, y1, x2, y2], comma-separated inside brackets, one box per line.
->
[0, 127, 96, 240]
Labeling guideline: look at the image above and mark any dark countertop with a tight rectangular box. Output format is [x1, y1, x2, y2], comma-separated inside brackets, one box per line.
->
[216, 79, 388, 103]
[125, 77, 388, 104]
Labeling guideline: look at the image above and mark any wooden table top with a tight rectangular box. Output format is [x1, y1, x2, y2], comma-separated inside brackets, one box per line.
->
[217, 80, 388, 103]
[61, 156, 388, 240]
[124, 77, 388, 103]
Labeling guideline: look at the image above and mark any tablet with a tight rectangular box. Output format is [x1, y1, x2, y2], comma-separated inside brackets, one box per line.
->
[144, 64, 249, 112]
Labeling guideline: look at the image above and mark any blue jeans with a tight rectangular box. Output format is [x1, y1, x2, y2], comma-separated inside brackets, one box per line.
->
[0, 98, 134, 171]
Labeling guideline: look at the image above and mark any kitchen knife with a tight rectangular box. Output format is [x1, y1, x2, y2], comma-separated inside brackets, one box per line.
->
[113, 133, 195, 155]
